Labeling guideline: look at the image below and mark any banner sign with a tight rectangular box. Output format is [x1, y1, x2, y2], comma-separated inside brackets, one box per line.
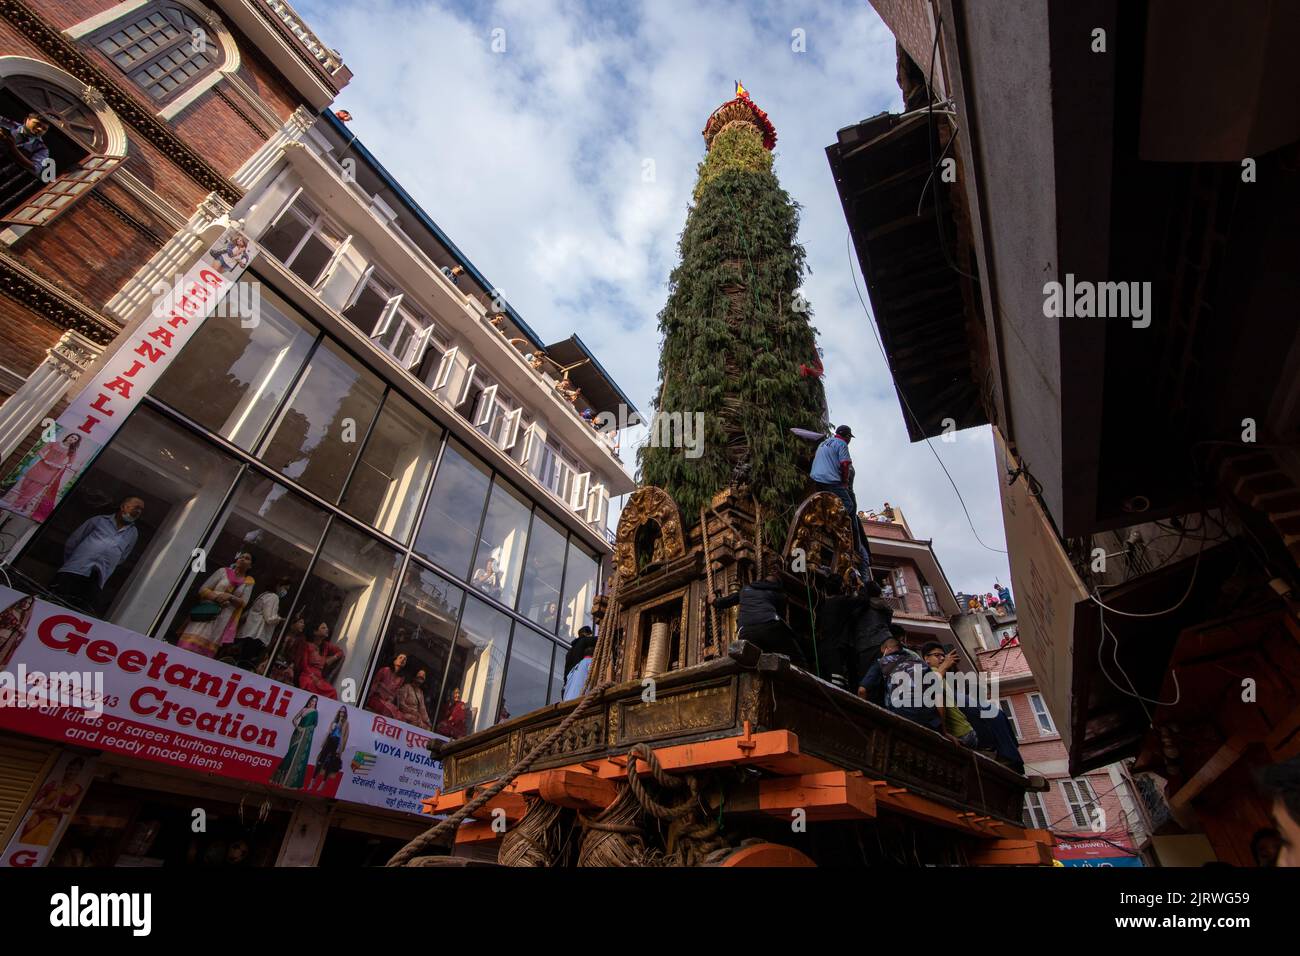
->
[0, 227, 256, 523]
[1, 750, 98, 867]
[0, 587, 443, 818]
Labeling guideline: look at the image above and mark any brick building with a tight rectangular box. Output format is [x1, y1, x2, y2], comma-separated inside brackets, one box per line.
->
[0, 0, 634, 867]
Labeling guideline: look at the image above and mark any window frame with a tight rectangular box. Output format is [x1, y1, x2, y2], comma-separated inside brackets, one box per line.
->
[999, 698, 1022, 739]
[1022, 791, 1049, 830]
[262, 194, 346, 288]
[90, 2, 223, 106]
[1028, 692, 1057, 735]
[1060, 777, 1101, 830]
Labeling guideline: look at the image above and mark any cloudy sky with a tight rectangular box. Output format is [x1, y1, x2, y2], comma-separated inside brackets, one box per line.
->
[298, 0, 1012, 597]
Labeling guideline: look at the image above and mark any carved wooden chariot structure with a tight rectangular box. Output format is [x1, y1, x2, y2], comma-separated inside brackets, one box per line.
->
[409, 484, 1054, 867]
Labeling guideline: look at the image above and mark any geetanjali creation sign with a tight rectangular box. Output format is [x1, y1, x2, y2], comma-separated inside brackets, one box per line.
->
[0, 587, 444, 818]
[0, 227, 256, 524]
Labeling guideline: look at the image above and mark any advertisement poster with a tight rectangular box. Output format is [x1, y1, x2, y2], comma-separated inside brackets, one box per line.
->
[0, 587, 443, 818]
[0, 227, 257, 523]
[0, 750, 98, 868]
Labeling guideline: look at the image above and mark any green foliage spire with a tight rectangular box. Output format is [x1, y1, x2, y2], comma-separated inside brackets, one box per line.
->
[639, 111, 827, 543]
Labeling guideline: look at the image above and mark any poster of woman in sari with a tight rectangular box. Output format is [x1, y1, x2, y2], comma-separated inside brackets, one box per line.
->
[18, 756, 88, 846]
[270, 695, 318, 790]
[0, 433, 84, 521]
[307, 706, 348, 793]
[176, 552, 254, 658]
[0, 594, 34, 670]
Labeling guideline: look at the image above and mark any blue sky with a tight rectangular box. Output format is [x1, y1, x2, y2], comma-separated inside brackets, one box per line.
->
[296, 0, 1012, 596]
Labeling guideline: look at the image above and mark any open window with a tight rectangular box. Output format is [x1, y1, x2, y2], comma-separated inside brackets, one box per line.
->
[0, 76, 117, 225]
[259, 193, 345, 287]
[90, 2, 223, 105]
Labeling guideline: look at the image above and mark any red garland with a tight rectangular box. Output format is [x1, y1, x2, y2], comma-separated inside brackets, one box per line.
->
[707, 96, 778, 151]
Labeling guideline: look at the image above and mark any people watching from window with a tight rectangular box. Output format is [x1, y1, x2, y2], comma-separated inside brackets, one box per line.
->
[709, 568, 807, 666]
[232, 577, 290, 669]
[52, 496, 145, 613]
[397, 669, 432, 729]
[441, 264, 464, 286]
[472, 556, 502, 599]
[0, 111, 51, 179]
[267, 614, 307, 686]
[436, 686, 468, 739]
[365, 652, 407, 718]
[177, 552, 254, 658]
[296, 622, 344, 699]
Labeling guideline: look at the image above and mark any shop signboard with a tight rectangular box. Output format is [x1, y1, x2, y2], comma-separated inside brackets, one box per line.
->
[0, 587, 443, 819]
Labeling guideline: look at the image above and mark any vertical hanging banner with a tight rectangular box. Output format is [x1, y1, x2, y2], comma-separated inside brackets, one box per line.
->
[0, 227, 257, 523]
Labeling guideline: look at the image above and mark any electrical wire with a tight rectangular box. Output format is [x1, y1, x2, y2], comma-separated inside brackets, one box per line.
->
[846, 230, 1007, 556]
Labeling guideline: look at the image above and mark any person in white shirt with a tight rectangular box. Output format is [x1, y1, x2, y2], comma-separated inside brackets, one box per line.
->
[233, 577, 290, 668]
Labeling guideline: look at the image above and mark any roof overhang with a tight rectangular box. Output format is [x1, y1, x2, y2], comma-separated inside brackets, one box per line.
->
[542, 334, 640, 422]
[216, 0, 351, 110]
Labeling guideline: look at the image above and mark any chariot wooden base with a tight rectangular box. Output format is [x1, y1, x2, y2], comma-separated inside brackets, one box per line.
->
[422, 643, 1054, 866]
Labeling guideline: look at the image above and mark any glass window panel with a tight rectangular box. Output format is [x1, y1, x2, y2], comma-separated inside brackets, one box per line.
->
[343, 280, 387, 335]
[548, 652, 564, 706]
[277, 520, 401, 701]
[289, 232, 336, 286]
[499, 626, 554, 723]
[150, 284, 317, 451]
[412, 440, 490, 579]
[364, 565, 464, 730]
[10, 406, 240, 634]
[435, 594, 510, 739]
[517, 509, 565, 632]
[258, 339, 384, 502]
[260, 208, 310, 265]
[154, 472, 328, 672]
[470, 478, 530, 608]
[339, 392, 440, 543]
[559, 540, 599, 639]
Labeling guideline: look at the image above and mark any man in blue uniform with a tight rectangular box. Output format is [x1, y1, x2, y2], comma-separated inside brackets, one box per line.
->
[811, 424, 871, 571]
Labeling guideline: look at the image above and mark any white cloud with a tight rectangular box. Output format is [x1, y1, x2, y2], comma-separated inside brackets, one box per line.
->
[298, 0, 1012, 595]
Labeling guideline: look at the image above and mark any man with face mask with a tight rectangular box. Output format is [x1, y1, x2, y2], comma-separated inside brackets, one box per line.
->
[234, 576, 290, 667]
[52, 496, 144, 612]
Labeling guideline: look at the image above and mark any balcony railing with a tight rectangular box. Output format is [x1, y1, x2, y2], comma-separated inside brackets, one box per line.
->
[262, 0, 345, 75]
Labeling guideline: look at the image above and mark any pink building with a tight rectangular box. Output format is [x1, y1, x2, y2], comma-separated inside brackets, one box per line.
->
[958, 606, 1149, 866]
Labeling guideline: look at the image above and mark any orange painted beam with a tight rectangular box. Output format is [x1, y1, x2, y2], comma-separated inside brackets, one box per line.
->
[422, 788, 529, 821]
[964, 839, 1055, 866]
[538, 769, 620, 810]
[871, 782, 1044, 842]
[727, 770, 877, 820]
[454, 820, 505, 845]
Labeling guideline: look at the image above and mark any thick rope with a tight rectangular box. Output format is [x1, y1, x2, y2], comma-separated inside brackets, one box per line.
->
[755, 500, 765, 577]
[497, 796, 566, 867]
[585, 573, 622, 692]
[577, 784, 651, 867]
[626, 743, 730, 866]
[387, 679, 614, 866]
[700, 508, 721, 653]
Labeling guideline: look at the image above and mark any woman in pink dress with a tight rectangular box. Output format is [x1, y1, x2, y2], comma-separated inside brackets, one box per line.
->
[364, 652, 406, 717]
[176, 553, 254, 658]
[1, 434, 80, 520]
[296, 622, 344, 699]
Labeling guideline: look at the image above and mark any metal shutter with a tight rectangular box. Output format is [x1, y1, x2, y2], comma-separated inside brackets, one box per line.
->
[0, 736, 58, 848]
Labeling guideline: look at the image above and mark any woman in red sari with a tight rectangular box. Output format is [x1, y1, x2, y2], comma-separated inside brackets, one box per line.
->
[435, 686, 468, 739]
[364, 652, 406, 718]
[296, 623, 344, 699]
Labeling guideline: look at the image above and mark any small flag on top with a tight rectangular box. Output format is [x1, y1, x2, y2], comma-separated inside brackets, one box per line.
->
[735, 80, 748, 99]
